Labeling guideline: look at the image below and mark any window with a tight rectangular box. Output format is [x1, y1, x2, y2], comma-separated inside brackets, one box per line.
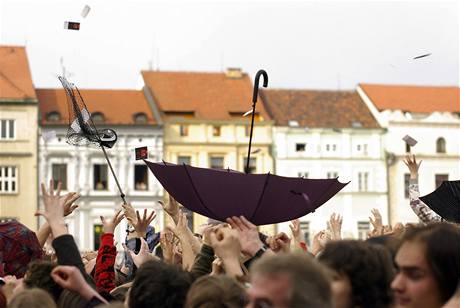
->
[177, 156, 191, 165]
[0, 119, 15, 140]
[244, 157, 257, 174]
[46, 112, 61, 122]
[327, 171, 338, 179]
[0, 166, 18, 193]
[326, 144, 330, 151]
[210, 156, 224, 169]
[52, 164, 67, 190]
[298, 172, 309, 178]
[93, 164, 108, 190]
[404, 173, 411, 198]
[299, 221, 310, 246]
[91, 112, 105, 123]
[296, 143, 306, 152]
[357, 221, 370, 240]
[358, 172, 369, 191]
[325, 144, 337, 152]
[357, 144, 368, 155]
[436, 137, 446, 153]
[133, 113, 148, 124]
[134, 165, 148, 191]
[435, 174, 448, 189]
[212, 126, 221, 137]
[179, 125, 189, 136]
[93, 224, 103, 250]
[405, 143, 411, 153]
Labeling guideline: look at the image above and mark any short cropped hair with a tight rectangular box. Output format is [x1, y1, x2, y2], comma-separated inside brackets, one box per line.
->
[251, 253, 332, 308]
[129, 260, 192, 308]
[8, 288, 57, 308]
[185, 275, 246, 308]
[23, 261, 62, 302]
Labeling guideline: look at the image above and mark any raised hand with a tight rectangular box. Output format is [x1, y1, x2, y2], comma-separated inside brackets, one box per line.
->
[62, 192, 80, 216]
[36, 180, 65, 222]
[328, 213, 343, 240]
[100, 209, 125, 234]
[226, 216, 264, 257]
[311, 230, 330, 256]
[369, 208, 383, 236]
[289, 219, 302, 243]
[51, 265, 107, 303]
[122, 203, 137, 225]
[159, 195, 180, 223]
[209, 227, 243, 278]
[128, 237, 157, 268]
[160, 230, 174, 264]
[267, 232, 291, 253]
[126, 209, 156, 238]
[403, 154, 422, 179]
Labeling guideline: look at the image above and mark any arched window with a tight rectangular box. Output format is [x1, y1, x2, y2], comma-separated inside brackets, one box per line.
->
[133, 112, 148, 124]
[436, 137, 446, 153]
[91, 112, 105, 123]
[46, 111, 61, 122]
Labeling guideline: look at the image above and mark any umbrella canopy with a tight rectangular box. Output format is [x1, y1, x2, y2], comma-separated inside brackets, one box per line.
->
[145, 161, 348, 225]
[420, 180, 460, 223]
[0, 220, 43, 278]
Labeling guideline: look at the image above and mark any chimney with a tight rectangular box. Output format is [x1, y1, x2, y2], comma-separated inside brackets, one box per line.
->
[225, 67, 243, 79]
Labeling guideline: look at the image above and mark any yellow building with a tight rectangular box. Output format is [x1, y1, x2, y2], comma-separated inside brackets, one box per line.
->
[0, 46, 38, 230]
[142, 69, 276, 234]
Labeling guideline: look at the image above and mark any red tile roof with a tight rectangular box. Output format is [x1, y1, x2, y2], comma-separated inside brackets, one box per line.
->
[0, 46, 37, 101]
[261, 89, 380, 129]
[359, 84, 460, 113]
[37, 89, 157, 126]
[141, 71, 271, 121]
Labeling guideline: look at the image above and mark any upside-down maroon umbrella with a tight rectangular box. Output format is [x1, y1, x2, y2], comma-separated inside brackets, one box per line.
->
[145, 70, 348, 225]
[0, 220, 43, 278]
[420, 180, 460, 223]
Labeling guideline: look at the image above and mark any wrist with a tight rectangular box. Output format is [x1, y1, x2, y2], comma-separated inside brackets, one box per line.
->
[246, 241, 264, 257]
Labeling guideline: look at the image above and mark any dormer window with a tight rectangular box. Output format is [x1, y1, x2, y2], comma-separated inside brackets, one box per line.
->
[46, 111, 61, 122]
[436, 137, 446, 153]
[91, 112, 105, 123]
[133, 112, 148, 124]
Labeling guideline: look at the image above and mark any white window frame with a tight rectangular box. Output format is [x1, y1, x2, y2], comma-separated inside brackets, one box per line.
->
[0, 119, 16, 140]
[357, 221, 370, 240]
[298, 172, 309, 178]
[0, 166, 18, 194]
[358, 172, 369, 191]
[327, 171, 338, 179]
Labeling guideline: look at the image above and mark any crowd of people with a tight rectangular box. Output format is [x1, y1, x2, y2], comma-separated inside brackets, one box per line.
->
[1, 154, 459, 308]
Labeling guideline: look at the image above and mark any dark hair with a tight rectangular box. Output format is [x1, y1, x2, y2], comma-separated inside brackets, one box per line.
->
[129, 260, 192, 308]
[185, 275, 246, 308]
[252, 253, 332, 308]
[319, 240, 394, 308]
[401, 222, 460, 302]
[23, 261, 62, 302]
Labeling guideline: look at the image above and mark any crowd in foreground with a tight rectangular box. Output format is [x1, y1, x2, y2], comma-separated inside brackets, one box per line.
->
[0, 154, 459, 308]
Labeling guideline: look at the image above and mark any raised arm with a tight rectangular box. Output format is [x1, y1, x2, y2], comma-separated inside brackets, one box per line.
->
[404, 154, 442, 223]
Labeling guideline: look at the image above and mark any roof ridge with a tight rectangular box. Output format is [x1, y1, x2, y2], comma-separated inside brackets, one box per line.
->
[0, 70, 29, 97]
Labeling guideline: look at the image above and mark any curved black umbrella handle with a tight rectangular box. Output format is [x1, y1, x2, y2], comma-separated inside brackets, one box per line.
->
[252, 70, 268, 103]
[246, 69, 268, 174]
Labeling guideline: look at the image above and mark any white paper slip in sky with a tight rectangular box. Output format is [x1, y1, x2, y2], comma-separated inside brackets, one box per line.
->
[81, 5, 91, 18]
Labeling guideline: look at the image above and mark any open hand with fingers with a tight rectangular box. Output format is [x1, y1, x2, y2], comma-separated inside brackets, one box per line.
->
[126, 208, 156, 238]
[36, 180, 66, 222]
[126, 237, 157, 268]
[289, 219, 301, 243]
[403, 154, 422, 179]
[100, 209, 125, 234]
[328, 213, 343, 240]
[226, 216, 264, 257]
[159, 195, 180, 223]
[62, 192, 80, 217]
[369, 208, 383, 236]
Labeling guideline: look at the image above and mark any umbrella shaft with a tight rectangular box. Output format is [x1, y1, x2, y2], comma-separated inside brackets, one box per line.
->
[101, 146, 127, 204]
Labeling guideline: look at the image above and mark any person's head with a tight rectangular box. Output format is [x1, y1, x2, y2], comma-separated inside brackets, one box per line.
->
[442, 280, 460, 308]
[391, 222, 460, 308]
[23, 261, 62, 302]
[185, 275, 247, 308]
[319, 240, 394, 308]
[8, 288, 57, 308]
[247, 252, 332, 308]
[128, 260, 192, 308]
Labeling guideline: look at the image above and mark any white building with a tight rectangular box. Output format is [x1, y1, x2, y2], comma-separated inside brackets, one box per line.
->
[358, 84, 460, 224]
[262, 89, 388, 241]
[37, 88, 163, 250]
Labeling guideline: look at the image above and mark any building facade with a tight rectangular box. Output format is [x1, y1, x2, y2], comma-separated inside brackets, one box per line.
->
[0, 46, 39, 230]
[142, 69, 275, 233]
[37, 88, 163, 250]
[262, 89, 388, 241]
[358, 84, 460, 224]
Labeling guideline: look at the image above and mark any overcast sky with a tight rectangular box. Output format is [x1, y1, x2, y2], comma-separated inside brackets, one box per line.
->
[0, 0, 458, 90]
